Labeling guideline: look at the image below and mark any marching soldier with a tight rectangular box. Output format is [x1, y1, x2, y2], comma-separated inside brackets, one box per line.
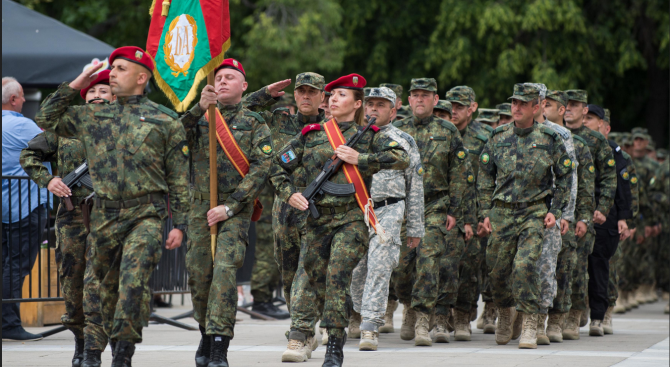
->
[34, 46, 190, 366]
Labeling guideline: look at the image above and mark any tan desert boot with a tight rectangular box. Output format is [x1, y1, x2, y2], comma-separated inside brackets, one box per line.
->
[453, 309, 471, 341]
[379, 299, 398, 333]
[414, 312, 432, 346]
[359, 330, 379, 351]
[519, 313, 538, 349]
[589, 319, 604, 336]
[282, 332, 309, 362]
[613, 294, 627, 314]
[602, 306, 614, 334]
[536, 313, 550, 345]
[495, 307, 516, 345]
[483, 303, 497, 334]
[434, 314, 450, 343]
[349, 310, 361, 339]
[400, 303, 417, 341]
[562, 309, 581, 340]
[546, 313, 565, 342]
[512, 311, 523, 340]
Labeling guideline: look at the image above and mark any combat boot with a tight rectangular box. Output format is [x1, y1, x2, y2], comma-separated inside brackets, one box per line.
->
[72, 336, 84, 367]
[359, 330, 378, 351]
[518, 313, 538, 349]
[536, 313, 550, 345]
[434, 314, 450, 343]
[628, 289, 639, 308]
[400, 303, 416, 340]
[379, 299, 397, 333]
[414, 311, 432, 346]
[320, 327, 328, 345]
[81, 348, 102, 367]
[546, 313, 565, 343]
[348, 310, 361, 339]
[196, 325, 211, 367]
[602, 306, 614, 334]
[282, 331, 309, 362]
[562, 309, 581, 340]
[322, 333, 346, 367]
[613, 294, 627, 314]
[308, 335, 318, 357]
[476, 305, 486, 330]
[580, 306, 589, 327]
[470, 306, 478, 322]
[512, 311, 523, 340]
[483, 303, 497, 334]
[453, 309, 471, 341]
[495, 307, 516, 345]
[648, 284, 658, 302]
[589, 319, 604, 336]
[111, 341, 135, 367]
[635, 286, 646, 305]
[208, 335, 230, 367]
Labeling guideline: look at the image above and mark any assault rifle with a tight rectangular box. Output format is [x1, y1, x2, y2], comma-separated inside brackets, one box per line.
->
[302, 116, 377, 219]
[61, 161, 94, 211]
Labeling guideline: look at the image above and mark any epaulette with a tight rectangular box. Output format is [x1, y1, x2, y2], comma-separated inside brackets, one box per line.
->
[482, 124, 494, 133]
[370, 125, 380, 133]
[622, 151, 631, 160]
[586, 128, 606, 142]
[244, 110, 266, 124]
[573, 134, 587, 145]
[392, 120, 404, 128]
[493, 125, 507, 136]
[440, 119, 457, 133]
[301, 123, 322, 135]
[475, 134, 489, 143]
[539, 125, 559, 140]
[155, 104, 178, 119]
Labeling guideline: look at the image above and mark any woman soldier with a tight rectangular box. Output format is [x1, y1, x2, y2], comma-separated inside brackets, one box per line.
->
[270, 74, 409, 367]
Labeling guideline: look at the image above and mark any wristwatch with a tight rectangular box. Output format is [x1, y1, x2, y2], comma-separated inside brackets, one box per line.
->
[174, 224, 188, 233]
[224, 205, 234, 218]
[580, 219, 590, 227]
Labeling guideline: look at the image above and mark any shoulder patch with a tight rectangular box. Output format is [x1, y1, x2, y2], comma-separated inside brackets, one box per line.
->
[244, 110, 266, 124]
[587, 128, 606, 142]
[440, 119, 457, 133]
[572, 134, 587, 145]
[456, 148, 468, 160]
[301, 123, 322, 135]
[539, 125, 559, 140]
[156, 104, 178, 119]
[475, 134, 489, 143]
[630, 175, 638, 184]
[416, 164, 424, 176]
[175, 141, 189, 157]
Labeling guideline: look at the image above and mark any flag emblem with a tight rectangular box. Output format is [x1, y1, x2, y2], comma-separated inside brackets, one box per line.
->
[563, 159, 571, 167]
[417, 165, 424, 175]
[164, 14, 199, 77]
[588, 165, 595, 173]
[481, 153, 490, 164]
[262, 145, 272, 154]
[389, 141, 398, 147]
[281, 149, 296, 163]
[135, 50, 143, 61]
[353, 76, 358, 86]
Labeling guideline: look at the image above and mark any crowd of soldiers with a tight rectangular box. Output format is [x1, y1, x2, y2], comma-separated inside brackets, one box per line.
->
[19, 45, 669, 367]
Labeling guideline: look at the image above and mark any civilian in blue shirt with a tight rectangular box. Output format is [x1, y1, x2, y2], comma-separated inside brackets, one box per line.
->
[2, 77, 51, 341]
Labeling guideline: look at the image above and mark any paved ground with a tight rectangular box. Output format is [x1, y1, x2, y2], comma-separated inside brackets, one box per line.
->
[3, 297, 668, 367]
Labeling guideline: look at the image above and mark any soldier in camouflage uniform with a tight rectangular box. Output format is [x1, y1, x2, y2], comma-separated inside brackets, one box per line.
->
[477, 83, 572, 349]
[270, 74, 409, 367]
[393, 78, 470, 347]
[433, 100, 453, 121]
[380, 83, 411, 121]
[444, 85, 489, 342]
[476, 108, 500, 129]
[34, 47, 190, 366]
[350, 87, 424, 351]
[562, 90, 617, 340]
[496, 103, 513, 125]
[648, 158, 669, 314]
[20, 71, 114, 367]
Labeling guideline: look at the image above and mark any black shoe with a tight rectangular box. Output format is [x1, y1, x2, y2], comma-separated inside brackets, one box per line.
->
[1, 327, 44, 341]
[81, 349, 102, 367]
[196, 325, 211, 367]
[251, 301, 290, 320]
[72, 337, 85, 367]
[322, 333, 346, 367]
[110, 340, 116, 358]
[111, 341, 135, 367]
[154, 297, 172, 308]
[207, 335, 230, 367]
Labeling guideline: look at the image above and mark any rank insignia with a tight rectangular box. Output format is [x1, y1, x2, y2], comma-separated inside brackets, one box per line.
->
[563, 158, 572, 168]
[181, 145, 189, 157]
[417, 165, 424, 175]
[607, 159, 615, 167]
[622, 171, 630, 180]
[457, 150, 467, 160]
[262, 145, 272, 154]
[135, 50, 143, 61]
[467, 174, 474, 183]
[631, 176, 638, 184]
[481, 153, 490, 164]
[281, 149, 296, 163]
[588, 164, 595, 173]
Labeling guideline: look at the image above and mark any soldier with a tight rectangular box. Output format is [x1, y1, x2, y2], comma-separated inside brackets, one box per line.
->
[380, 83, 411, 121]
[496, 103, 513, 125]
[270, 73, 409, 367]
[274, 93, 297, 114]
[433, 100, 453, 121]
[20, 70, 114, 367]
[320, 90, 332, 120]
[477, 83, 572, 349]
[648, 157, 669, 314]
[477, 108, 500, 129]
[444, 85, 487, 342]
[350, 87, 424, 351]
[34, 46, 189, 366]
[563, 90, 617, 340]
[393, 78, 469, 346]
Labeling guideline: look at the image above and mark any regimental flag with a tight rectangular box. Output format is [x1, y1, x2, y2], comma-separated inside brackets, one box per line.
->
[146, 0, 230, 112]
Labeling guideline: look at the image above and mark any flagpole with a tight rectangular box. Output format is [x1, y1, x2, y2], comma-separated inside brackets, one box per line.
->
[208, 71, 218, 259]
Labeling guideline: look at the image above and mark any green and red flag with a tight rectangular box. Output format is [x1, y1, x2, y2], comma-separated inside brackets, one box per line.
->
[146, 0, 230, 112]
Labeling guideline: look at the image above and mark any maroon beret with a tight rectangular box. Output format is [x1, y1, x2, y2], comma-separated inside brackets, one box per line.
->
[110, 46, 154, 72]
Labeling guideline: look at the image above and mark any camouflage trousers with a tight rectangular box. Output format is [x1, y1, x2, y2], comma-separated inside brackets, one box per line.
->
[620, 236, 637, 292]
[454, 233, 480, 313]
[657, 228, 670, 292]
[479, 236, 492, 303]
[273, 198, 308, 308]
[537, 224, 563, 313]
[250, 220, 279, 303]
[351, 201, 404, 328]
[86, 202, 165, 343]
[54, 205, 104, 349]
[637, 236, 656, 286]
[290, 210, 368, 339]
[570, 227, 594, 311]
[608, 244, 622, 307]
[411, 210, 464, 316]
[550, 224, 577, 314]
[390, 224, 415, 305]
[187, 200, 250, 338]
[487, 204, 546, 314]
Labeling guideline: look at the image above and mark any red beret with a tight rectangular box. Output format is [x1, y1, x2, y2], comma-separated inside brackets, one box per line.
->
[325, 74, 366, 92]
[110, 46, 154, 72]
[80, 69, 111, 99]
[215, 58, 245, 77]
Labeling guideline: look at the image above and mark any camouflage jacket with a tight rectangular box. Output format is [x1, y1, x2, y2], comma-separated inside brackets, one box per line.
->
[542, 119, 577, 222]
[568, 125, 616, 216]
[571, 134, 596, 224]
[620, 149, 640, 220]
[395, 106, 412, 121]
[477, 122, 572, 221]
[269, 120, 410, 211]
[372, 123, 425, 238]
[458, 120, 493, 225]
[393, 115, 469, 217]
[34, 83, 190, 225]
[648, 160, 669, 226]
[20, 132, 92, 199]
[633, 155, 660, 227]
[179, 102, 273, 215]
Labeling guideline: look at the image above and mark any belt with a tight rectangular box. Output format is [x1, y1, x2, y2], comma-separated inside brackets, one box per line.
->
[373, 197, 404, 209]
[94, 193, 164, 209]
[191, 190, 230, 204]
[494, 199, 545, 210]
[315, 203, 355, 216]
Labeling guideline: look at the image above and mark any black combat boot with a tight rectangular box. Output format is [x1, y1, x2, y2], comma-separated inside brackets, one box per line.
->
[207, 335, 230, 367]
[111, 340, 135, 367]
[81, 349, 102, 367]
[322, 332, 346, 367]
[72, 337, 85, 367]
[251, 301, 290, 319]
[196, 325, 211, 367]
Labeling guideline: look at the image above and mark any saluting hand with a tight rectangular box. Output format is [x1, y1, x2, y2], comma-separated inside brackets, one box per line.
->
[199, 85, 218, 110]
[267, 79, 292, 98]
[48, 177, 72, 198]
[335, 146, 360, 165]
[69, 62, 105, 90]
[165, 229, 183, 250]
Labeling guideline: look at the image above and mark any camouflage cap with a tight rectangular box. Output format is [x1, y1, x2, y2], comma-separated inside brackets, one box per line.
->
[408, 78, 438, 93]
[445, 86, 475, 106]
[380, 83, 403, 99]
[546, 90, 567, 107]
[604, 108, 611, 123]
[434, 100, 452, 114]
[508, 83, 540, 102]
[631, 127, 649, 140]
[496, 103, 512, 116]
[525, 83, 547, 99]
[657, 148, 668, 159]
[621, 132, 633, 146]
[295, 72, 325, 90]
[365, 87, 396, 105]
[565, 89, 588, 104]
[477, 108, 500, 123]
[364, 87, 372, 97]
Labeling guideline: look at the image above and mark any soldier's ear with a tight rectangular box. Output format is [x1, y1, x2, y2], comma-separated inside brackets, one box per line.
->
[242, 81, 248, 92]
